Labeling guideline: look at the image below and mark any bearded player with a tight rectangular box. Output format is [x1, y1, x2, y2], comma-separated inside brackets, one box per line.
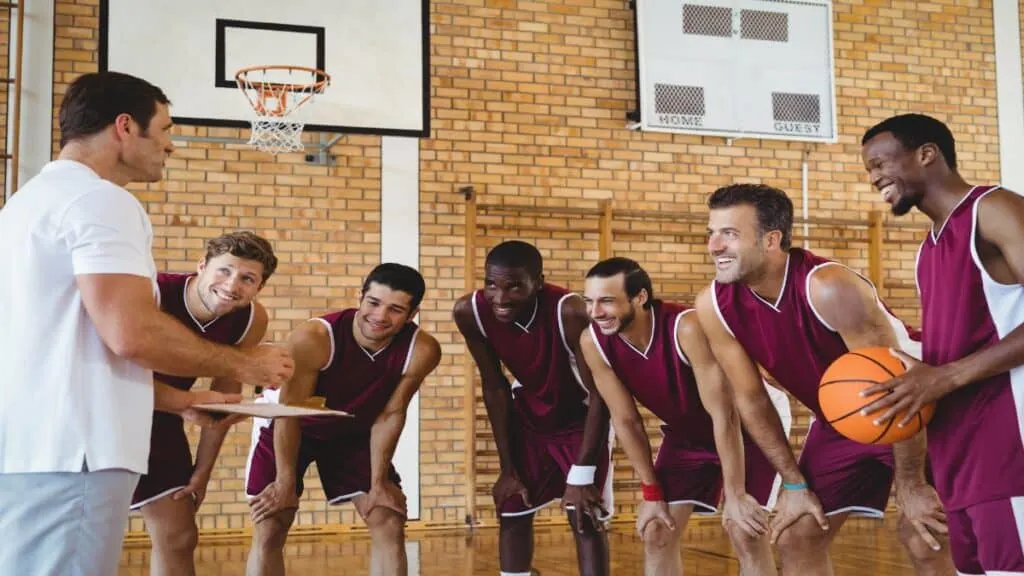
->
[245, 263, 442, 576]
[453, 240, 612, 576]
[860, 113, 1024, 575]
[580, 257, 789, 576]
[129, 231, 278, 576]
[694, 184, 954, 575]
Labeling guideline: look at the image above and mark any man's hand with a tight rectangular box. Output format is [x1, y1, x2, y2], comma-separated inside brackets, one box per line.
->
[361, 481, 408, 518]
[562, 483, 607, 533]
[237, 344, 296, 390]
[722, 492, 769, 538]
[860, 349, 958, 428]
[178, 389, 246, 428]
[769, 487, 829, 544]
[492, 470, 531, 510]
[172, 469, 212, 509]
[635, 500, 676, 543]
[249, 480, 299, 524]
[895, 481, 948, 552]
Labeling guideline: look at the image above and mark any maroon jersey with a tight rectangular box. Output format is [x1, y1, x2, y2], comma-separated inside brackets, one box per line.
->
[589, 301, 714, 450]
[156, 272, 254, 390]
[299, 308, 419, 440]
[916, 185, 1024, 511]
[712, 248, 917, 421]
[471, 283, 589, 434]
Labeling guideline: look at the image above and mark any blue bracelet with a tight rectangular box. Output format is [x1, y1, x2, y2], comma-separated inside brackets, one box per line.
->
[782, 482, 808, 491]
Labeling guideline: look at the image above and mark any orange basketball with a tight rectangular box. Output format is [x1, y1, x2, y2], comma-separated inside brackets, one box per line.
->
[818, 347, 935, 445]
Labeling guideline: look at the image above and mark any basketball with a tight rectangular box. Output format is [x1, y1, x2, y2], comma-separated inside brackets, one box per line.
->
[818, 347, 935, 445]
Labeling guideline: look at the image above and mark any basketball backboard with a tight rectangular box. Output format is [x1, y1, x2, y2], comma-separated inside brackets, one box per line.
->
[98, 0, 429, 137]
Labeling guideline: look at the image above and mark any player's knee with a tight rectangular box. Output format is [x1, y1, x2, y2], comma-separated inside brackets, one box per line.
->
[775, 515, 829, 558]
[366, 510, 405, 545]
[642, 519, 678, 557]
[725, 521, 766, 559]
[251, 514, 291, 551]
[152, 519, 198, 555]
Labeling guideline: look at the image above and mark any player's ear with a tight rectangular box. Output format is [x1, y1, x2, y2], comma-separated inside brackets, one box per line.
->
[196, 257, 207, 275]
[917, 143, 938, 167]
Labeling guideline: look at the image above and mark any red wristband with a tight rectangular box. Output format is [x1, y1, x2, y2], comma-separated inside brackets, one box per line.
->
[641, 482, 664, 502]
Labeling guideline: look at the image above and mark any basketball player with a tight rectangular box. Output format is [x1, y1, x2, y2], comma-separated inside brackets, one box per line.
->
[859, 113, 1024, 574]
[245, 263, 442, 576]
[453, 240, 612, 576]
[126, 231, 277, 576]
[580, 257, 788, 576]
[693, 183, 954, 575]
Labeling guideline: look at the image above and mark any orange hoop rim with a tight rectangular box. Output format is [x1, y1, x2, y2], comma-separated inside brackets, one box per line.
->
[234, 65, 331, 92]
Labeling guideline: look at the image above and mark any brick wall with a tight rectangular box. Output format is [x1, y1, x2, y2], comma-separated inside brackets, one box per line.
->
[39, 0, 1001, 533]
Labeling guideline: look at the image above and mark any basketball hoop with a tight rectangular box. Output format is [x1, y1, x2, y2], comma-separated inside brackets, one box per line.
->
[235, 65, 331, 155]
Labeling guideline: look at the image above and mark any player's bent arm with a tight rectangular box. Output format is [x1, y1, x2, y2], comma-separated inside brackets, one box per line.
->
[807, 266, 929, 485]
[943, 189, 1024, 388]
[579, 328, 657, 485]
[193, 302, 270, 479]
[273, 320, 330, 488]
[561, 297, 611, 468]
[453, 295, 518, 473]
[77, 273, 249, 380]
[694, 288, 805, 485]
[678, 312, 746, 498]
[370, 331, 442, 486]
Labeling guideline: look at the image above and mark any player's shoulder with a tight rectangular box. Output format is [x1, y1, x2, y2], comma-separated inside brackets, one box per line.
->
[451, 291, 480, 331]
[977, 186, 1024, 224]
[410, 327, 442, 365]
[673, 306, 702, 341]
[806, 261, 870, 303]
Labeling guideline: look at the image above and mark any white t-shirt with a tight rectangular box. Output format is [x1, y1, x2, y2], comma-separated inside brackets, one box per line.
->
[0, 159, 157, 474]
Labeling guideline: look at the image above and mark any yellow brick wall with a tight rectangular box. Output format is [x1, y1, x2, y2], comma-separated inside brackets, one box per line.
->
[38, 0, 1001, 532]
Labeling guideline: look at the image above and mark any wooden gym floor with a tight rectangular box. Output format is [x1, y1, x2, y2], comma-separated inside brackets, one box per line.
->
[118, 517, 915, 575]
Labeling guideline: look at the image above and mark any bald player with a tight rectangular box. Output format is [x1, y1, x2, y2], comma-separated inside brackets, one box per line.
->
[860, 113, 1024, 575]
[453, 240, 612, 576]
[580, 257, 788, 576]
[694, 183, 954, 575]
[245, 263, 442, 576]
[132, 231, 278, 576]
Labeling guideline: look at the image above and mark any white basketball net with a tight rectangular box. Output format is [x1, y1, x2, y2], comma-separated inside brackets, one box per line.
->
[235, 66, 330, 155]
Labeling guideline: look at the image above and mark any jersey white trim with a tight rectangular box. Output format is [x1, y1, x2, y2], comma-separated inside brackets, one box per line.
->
[673, 310, 694, 367]
[310, 317, 335, 371]
[617, 308, 656, 359]
[556, 293, 587, 389]
[235, 303, 256, 345]
[469, 290, 487, 338]
[931, 185, 980, 243]
[747, 253, 790, 311]
[967, 186, 1024, 456]
[710, 281, 738, 338]
[804, 261, 921, 360]
[588, 323, 613, 368]
[402, 328, 420, 375]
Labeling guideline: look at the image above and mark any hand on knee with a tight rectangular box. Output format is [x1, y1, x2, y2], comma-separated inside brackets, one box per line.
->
[366, 509, 406, 546]
[642, 518, 678, 557]
[898, 515, 951, 566]
[725, 520, 768, 559]
[774, 515, 830, 558]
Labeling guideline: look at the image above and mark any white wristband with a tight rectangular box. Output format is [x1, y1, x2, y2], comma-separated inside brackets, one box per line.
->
[566, 464, 597, 486]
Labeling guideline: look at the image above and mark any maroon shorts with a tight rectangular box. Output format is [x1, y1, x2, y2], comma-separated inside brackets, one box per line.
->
[655, 433, 779, 514]
[799, 419, 894, 517]
[497, 425, 613, 518]
[245, 427, 401, 506]
[131, 413, 193, 510]
[947, 497, 1024, 574]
